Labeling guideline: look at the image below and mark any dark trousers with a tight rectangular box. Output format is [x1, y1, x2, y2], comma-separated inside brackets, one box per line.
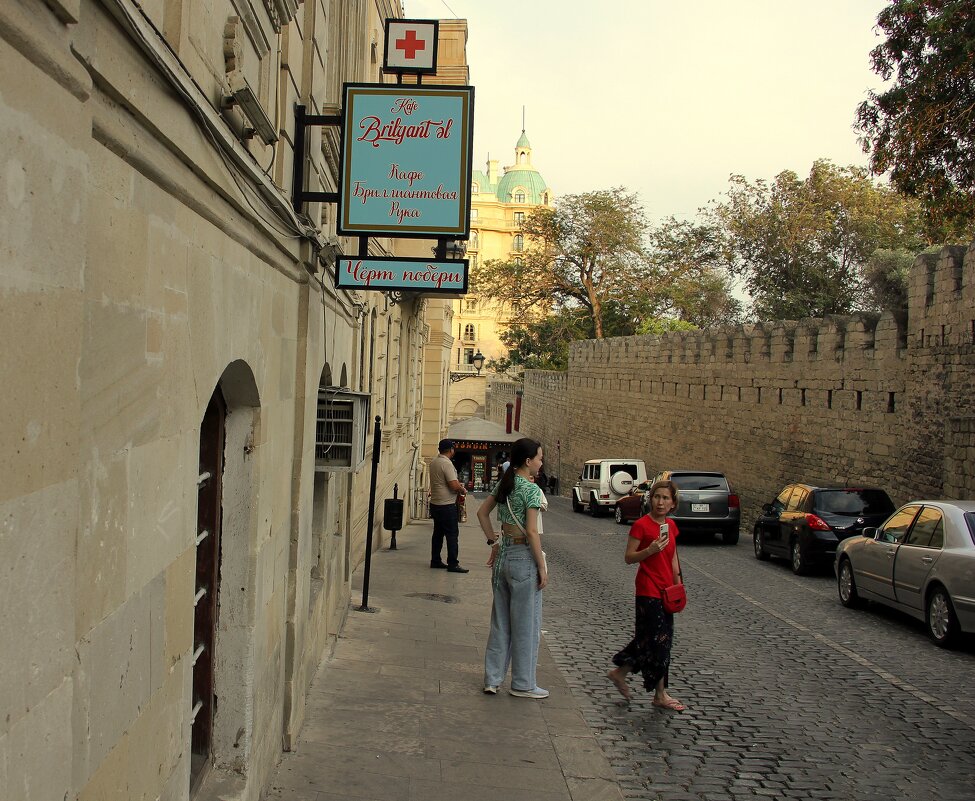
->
[430, 502, 460, 566]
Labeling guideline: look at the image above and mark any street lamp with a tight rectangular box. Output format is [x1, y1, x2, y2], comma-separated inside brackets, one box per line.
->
[449, 351, 485, 382]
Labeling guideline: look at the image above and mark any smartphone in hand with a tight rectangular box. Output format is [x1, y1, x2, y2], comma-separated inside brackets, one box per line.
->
[659, 523, 669, 538]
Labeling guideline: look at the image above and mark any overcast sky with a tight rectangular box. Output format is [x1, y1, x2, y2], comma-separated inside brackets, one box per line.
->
[404, 0, 890, 224]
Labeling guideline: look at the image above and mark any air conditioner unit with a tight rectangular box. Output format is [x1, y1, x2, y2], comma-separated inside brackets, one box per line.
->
[315, 388, 370, 472]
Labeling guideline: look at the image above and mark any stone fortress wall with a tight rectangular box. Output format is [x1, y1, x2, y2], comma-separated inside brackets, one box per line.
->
[487, 244, 975, 520]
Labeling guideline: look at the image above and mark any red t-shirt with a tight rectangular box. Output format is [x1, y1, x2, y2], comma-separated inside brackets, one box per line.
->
[629, 515, 680, 598]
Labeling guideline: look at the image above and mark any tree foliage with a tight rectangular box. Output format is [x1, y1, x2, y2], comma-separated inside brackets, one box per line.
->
[475, 188, 650, 339]
[705, 160, 927, 320]
[855, 1, 975, 237]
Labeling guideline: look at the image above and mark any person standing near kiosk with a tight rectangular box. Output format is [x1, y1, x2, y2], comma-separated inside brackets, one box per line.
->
[429, 439, 469, 573]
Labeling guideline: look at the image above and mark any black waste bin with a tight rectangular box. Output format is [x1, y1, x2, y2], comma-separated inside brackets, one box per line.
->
[383, 498, 404, 531]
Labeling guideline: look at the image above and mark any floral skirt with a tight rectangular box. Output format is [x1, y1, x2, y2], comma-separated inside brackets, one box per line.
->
[611, 596, 673, 691]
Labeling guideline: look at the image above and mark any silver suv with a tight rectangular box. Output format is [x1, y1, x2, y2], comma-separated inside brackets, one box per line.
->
[572, 459, 648, 516]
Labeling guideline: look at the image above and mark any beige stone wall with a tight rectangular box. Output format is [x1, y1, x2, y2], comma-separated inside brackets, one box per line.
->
[0, 1, 438, 800]
[495, 246, 975, 514]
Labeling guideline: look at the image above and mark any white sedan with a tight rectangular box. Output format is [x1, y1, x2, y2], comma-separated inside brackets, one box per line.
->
[835, 500, 975, 647]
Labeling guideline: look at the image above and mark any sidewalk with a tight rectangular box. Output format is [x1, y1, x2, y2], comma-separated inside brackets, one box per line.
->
[266, 497, 625, 801]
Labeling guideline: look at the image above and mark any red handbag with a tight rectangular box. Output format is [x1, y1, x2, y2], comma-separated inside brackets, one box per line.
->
[661, 549, 686, 613]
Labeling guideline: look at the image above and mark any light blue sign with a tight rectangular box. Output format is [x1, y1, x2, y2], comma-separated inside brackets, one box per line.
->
[335, 257, 469, 294]
[339, 84, 474, 237]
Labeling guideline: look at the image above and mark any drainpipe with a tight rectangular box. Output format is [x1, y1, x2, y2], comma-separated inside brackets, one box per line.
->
[514, 390, 523, 432]
[505, 402, 513, 434]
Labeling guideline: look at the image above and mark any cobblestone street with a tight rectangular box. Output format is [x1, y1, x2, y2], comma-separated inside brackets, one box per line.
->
[538, 497, 975, 801]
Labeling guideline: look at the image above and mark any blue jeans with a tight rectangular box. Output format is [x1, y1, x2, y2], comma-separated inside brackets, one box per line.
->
[430, 503, 459, 567]
[483, 544, 543, 691]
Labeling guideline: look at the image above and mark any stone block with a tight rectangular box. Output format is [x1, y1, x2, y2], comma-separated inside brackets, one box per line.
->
[125, 435, 193, 596]
[0, 481, 76, 739]
[0, 678, 73, 801]
[0, 294, 82, 497]
[76, 448, 128, 636]
[74, 583, 153, 774]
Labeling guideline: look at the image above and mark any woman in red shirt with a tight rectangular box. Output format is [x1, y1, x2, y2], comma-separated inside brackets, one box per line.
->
[607, 480, 686, 710]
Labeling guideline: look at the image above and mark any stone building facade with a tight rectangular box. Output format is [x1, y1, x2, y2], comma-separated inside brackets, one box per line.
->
[446, 130, 553, 422]
[0, 1, 461, 800]
[488, 245, 975, 513]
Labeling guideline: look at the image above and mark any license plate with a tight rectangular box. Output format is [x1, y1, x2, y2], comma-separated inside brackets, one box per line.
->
[691, 503, 710, 513]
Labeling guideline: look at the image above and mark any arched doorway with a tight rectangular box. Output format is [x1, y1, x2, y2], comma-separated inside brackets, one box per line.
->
[191, 360, 261, 795]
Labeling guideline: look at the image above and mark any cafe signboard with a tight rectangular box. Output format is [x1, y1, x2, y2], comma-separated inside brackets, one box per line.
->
[338, 83, 475, 238]
[335, 256, 468, 294]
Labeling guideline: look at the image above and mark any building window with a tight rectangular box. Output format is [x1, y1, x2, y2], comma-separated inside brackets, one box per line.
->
[464, 347, 475, 365]
[543, 193, 549, 204]
[466, 298, 478, 311]
[470, 254, 478, 269]
[472, 182, 479, 193]
[470, 231, 479, 249]
[514, 212, 525, 225]
[463, 324, 476, 342]
[471, 209, 478, 219]
[513, 234, 524, 252]
[514, 257, 523, 266]
[514, 190, 525, 203]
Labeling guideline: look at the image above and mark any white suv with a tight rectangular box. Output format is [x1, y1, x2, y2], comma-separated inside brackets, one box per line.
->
[572, 459, 648, 516]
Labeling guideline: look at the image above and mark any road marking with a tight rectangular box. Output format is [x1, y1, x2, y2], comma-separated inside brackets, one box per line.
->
[688, 558, 975, 733]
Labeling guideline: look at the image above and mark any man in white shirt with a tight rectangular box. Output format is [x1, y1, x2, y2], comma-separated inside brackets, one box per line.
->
[428, 439, 469, 573]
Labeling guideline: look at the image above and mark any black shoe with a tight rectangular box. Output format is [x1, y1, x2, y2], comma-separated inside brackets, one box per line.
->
[430, 562, 448, 569]
[447, 565, 469, 573]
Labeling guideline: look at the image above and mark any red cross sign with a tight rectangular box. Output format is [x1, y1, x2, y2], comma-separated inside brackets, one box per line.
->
[384, 19, 438, 74]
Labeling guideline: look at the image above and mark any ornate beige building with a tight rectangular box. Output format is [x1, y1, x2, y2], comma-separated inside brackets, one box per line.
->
[447, 130, 553, 420]
[0, 2, 466, 800]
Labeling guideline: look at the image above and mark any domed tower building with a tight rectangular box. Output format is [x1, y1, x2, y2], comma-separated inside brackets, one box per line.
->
[447, 129, 553, 424]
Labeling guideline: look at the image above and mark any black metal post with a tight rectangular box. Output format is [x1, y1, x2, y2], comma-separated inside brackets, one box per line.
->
[389, 483, 399, 550]
[358, 415, 382, 612]
[291, 104, 307, 212]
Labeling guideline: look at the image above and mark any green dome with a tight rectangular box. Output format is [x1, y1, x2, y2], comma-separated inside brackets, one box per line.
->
[496, 168, 549, 205]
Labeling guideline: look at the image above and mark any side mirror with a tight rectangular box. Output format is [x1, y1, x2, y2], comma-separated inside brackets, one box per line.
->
[862, 527, 878, 540]
[762, 503, 774, 515]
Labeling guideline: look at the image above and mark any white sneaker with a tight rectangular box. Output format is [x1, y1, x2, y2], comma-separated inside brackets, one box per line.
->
[483, 685, 498, 694]
[509, 686, 549, 699]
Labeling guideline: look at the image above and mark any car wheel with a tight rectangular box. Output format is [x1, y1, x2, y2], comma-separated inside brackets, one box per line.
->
[837, 558, 862, 608]
[589, 495, 602, 517]
[927, 586, 960, 648]
[721, 527, 739, 545]
[614, 505, 625, 525]
[753, 528, 769, 561]
[790, 538, 809, 575]
[572, 492, 584, 514]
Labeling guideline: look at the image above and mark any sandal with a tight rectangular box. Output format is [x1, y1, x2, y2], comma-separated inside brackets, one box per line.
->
[652, 697, 686, 711]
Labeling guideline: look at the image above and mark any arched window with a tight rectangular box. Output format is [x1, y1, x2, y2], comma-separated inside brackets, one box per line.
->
[463, 323, 476, 342]
[543, 193, 549, 205]
[470, 231, 479, 249]
[514, 190, 525, 203]
[472, 181, 479, 193]
[513, 234, 524, 252]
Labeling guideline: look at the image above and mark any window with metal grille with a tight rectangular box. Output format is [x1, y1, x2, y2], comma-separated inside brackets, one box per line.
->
[316, 388, 369, 471]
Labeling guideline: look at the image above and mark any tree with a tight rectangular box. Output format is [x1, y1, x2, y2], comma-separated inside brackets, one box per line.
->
[855, 1, 975, 238]
[647, 218, 743, 327]
[863, 248, 916, 310]
[474, 188, 651, 339]
[707, 160, 926, 320]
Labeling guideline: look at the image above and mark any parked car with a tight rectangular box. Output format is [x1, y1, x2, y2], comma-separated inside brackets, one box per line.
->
[836, 500, 975, 647]
[572, 459, 648, 516]
[613, 481, 652, 524]
[753, 485, 895, 574]
[645, 470, 741, 544]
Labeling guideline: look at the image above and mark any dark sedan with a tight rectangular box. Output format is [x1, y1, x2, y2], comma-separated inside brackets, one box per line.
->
[613, 481, 651, 524]
[753, 484, 895, 574]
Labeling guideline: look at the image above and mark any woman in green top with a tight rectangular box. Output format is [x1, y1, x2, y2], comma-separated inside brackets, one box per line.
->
[476, 437, 549, 699]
